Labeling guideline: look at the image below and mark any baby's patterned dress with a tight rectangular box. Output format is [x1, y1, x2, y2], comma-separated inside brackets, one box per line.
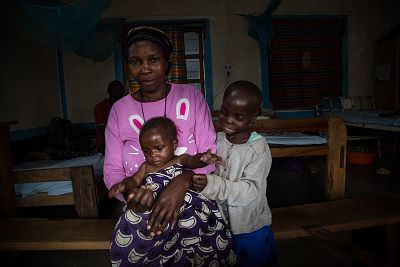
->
[110, 164, 236, 267]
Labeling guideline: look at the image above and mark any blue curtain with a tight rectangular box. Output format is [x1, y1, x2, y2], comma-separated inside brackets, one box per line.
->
[5, 0, 123, 61]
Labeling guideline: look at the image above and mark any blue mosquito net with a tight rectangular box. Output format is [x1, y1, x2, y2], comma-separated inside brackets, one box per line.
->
[241, 0, 282, 49]
[6, 0, 125, 61]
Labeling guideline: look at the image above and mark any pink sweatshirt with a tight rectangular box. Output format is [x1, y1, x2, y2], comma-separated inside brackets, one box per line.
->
[104, 83, 216, 199]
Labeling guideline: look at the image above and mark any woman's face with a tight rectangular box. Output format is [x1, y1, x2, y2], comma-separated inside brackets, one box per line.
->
[127, 40, 168, 94]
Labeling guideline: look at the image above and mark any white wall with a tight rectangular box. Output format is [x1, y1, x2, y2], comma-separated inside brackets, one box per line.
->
[0, 22, 61, 130]
[2, 0, 400, 132]
[63, 53, 116, 123]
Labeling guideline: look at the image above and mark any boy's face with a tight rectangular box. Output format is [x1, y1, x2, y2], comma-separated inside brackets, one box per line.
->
[140, 127, 176, 167]
[219, 92, 257, 143]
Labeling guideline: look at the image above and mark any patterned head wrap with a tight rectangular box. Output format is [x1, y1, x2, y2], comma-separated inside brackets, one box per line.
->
[124, 26, 172, 60]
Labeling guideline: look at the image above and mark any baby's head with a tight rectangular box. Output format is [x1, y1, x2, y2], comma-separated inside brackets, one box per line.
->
[139, 117, 177, 166]
[219, 80, 262, 141]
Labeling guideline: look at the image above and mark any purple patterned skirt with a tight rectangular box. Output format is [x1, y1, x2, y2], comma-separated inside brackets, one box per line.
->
[110, 164, 236, 266]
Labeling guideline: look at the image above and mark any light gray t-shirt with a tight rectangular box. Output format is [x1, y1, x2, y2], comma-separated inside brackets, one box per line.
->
[201, 131, 272, 235]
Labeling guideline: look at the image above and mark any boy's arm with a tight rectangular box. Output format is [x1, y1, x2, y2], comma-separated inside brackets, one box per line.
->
[201, 144, 272, 206]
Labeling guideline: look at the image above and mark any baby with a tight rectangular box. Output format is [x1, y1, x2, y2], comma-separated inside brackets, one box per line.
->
[109, 116, 236, 266]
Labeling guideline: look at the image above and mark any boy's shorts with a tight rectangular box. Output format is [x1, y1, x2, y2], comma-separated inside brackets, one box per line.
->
[233, 225, 277, 267]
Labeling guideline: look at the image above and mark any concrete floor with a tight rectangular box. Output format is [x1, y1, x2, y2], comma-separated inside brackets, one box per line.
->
[2, 156, 400, 266]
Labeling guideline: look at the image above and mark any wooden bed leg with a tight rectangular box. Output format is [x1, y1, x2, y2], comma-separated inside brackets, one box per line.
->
[325, 117, 347, 200]
[386, 224, 400, 267]
[70, 166, 99, 218]
[0, 122, 18, 217]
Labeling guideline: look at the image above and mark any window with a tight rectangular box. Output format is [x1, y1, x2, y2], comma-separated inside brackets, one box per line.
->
[121, 23, 207, 96]
[266, 16, 347, 110]
[183, 29, 205, 94]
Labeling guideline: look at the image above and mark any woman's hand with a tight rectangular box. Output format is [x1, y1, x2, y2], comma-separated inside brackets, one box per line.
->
[147, 171, 193, 236]
[125, 185, 155, 213]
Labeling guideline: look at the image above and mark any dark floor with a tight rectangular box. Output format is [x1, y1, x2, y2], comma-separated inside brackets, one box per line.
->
[2, 156, 400, 266]
[270, 156, 400, 267]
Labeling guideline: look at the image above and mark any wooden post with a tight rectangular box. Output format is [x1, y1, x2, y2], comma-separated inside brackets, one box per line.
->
[325, 117, 347, 200]
[70, 166, 99, 218]
[0, 121, 18, 217]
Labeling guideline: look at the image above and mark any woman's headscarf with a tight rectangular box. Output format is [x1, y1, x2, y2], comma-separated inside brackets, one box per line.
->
[124, 26, 172, 60]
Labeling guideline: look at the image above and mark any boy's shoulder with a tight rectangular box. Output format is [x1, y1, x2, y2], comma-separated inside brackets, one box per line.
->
[216, 132, 268, 152]
[216, 131, 226, 141]
[247, 132, 269, 153]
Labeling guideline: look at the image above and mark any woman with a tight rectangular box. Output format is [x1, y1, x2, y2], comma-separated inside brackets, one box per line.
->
[104, 26, 233, 265]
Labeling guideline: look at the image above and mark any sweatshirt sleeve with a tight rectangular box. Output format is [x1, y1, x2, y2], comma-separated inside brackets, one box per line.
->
[192, 89, 216, 174]
[103, 106, 126, 201]
[201, 144, 272, 206]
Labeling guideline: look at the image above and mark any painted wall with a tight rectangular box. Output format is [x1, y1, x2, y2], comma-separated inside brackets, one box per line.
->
[1, 0, 400, 134]
[0, 22, 61, 131]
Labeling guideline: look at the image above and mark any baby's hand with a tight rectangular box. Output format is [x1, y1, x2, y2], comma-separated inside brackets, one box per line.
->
[126, 185, 155, 213]
[108, 182, 126, 199]
[200, 149, 224, 165]
[192, 174, 208, 191]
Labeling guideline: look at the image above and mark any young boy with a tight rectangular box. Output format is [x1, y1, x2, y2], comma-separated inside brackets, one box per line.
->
[193, 80, 277, 267]
[108, 117, 236, 267]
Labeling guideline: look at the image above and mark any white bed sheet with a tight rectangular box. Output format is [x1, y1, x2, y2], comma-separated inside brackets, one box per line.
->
[262, 132, 326, 145]
[13, 153, 104, 198]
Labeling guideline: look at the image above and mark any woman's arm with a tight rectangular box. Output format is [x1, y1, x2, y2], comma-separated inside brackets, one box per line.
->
[103, 107, 132, 202]
[103, 108, 124, 187]
[147, 170, 193, 235]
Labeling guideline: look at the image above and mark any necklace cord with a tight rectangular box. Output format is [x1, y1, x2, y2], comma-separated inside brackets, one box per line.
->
[140, 84, 168, 122]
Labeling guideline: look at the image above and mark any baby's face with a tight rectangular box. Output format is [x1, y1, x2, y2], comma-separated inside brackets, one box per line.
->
[140, 127, 175, 167]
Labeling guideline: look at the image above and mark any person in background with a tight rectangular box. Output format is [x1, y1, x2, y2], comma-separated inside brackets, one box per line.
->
[104, 26, 224, 264]
[193, 80, 278, 267]
[108, 117, 235, 266]
[94, 80, 124, 154]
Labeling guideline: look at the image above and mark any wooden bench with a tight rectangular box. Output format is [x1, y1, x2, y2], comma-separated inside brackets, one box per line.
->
[271, 195, 400, 266]
[0, 218, 115, 250]
[1, 196, 399, 265]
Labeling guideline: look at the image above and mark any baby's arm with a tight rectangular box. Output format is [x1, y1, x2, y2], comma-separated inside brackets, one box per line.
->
[179, 149, 224, 169]
[108, 163, 146, 200]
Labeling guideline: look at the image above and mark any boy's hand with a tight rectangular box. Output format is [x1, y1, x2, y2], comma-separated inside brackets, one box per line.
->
[200, 149, 224, 165]
[192, 174, 208, 191]
[126, 185, 155, 213]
